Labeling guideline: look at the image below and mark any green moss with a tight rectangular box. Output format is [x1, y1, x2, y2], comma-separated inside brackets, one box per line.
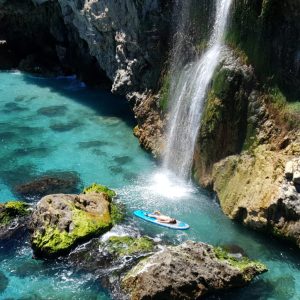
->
[212, 68, 234, 99]
[83, 183, 116, 199]
[32, 204, 112, 256]
[110, 202, 125, 225]
[213, 246, 267, 280]
[107, 236, 154, 257]
[0, 201, 30, 225]
[263, 86, 300, 130]
[200, 92, 224, 136]
[226, 0, 299, 99]
[159, 74, 170, 112]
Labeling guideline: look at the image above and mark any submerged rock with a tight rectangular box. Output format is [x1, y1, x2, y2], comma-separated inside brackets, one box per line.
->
[0, 201, 31, 239]
[122, 241, 267, 300]
[0, 271, 8, 293]
[15, 171, 82, 200]
[37, 105, 67, 117]
[30, 191, 115, 258]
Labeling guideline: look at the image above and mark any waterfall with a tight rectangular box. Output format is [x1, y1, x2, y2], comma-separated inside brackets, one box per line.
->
[163, 0, 233, 180]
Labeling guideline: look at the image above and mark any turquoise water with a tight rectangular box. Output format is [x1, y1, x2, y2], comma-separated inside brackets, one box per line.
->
[0, 71, 299, 299]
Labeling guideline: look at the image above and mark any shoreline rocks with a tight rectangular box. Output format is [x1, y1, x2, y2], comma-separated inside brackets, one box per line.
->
[29, 184, 118, 258]
[0, 201, 31, 239]
[122, 240, 267, 300]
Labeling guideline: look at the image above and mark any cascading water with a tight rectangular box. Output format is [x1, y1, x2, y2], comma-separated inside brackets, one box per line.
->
[163, 0, 233, 179]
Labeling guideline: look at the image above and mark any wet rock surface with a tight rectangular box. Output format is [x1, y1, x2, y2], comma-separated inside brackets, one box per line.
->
[0, 201, 31, 240]
[69, 233, 155, 273]
[121, 240, 267, 300]
[194, 47, 256, 188]
[29, 192, 113, 258]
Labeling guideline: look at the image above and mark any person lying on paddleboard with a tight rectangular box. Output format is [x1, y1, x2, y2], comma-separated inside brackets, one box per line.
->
[146, 211, 177, 224]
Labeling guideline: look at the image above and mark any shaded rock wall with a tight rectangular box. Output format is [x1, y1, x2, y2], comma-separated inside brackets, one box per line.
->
[0, 0, 108, 84]
[227, 0, 300, 99]
[194, 48, 256, 187]
[55, 0, 172, 95]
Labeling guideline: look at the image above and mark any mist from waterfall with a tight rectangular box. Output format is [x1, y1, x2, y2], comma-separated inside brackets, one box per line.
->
[163, 0, 233, 180]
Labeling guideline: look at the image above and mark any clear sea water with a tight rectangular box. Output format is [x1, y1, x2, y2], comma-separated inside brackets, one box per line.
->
[0, 71, 299, 300]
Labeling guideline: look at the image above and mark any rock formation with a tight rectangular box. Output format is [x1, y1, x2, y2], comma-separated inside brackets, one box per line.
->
[0, 0, 299, 249]
[0, 201, 31, 239]
[29, 185, 119, 257]
[122, 240, 267, 300]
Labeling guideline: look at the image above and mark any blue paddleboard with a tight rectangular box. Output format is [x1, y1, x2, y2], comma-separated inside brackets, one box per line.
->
[133, 210, 190, 230]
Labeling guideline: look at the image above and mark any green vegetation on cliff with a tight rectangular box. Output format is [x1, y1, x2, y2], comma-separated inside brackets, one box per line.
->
[226, 0, 300, 99]
[159, 73, 170, 112]
[262, 86, 300, 130]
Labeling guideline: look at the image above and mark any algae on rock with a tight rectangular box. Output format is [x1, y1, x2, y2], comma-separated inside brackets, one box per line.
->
[83, 183, 116, 199]
[0, 201, 30, 225]
[107, 236, 154, 257]
[30, 193, 114, 258]
[122, 240, 267, 300]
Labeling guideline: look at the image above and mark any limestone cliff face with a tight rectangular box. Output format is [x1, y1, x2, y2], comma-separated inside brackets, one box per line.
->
[0, 0, 169, 155]
[193, 0, 300, 246]
[53, 0, 170, 155]
[0, 0, 169, 156]
[55, 0, 171, 95]
[1, 0, 300, 246]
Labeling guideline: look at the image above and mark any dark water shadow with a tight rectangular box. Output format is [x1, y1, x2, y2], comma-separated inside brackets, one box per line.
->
[22, 74, 136, 127]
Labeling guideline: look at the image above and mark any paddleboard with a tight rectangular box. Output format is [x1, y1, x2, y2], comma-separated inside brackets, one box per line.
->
[133, 210, 190, 230]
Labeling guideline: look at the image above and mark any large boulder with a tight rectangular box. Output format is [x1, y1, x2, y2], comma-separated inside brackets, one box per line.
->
[122, 240, 267, 300]
[0, 201, 31, 239]
[30, 190, 116, 258]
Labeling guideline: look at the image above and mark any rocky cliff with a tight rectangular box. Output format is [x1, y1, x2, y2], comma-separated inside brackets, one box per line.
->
[1, 0, 300, 247]
[193, 0, 300, 247]
[0, 0, 170, 153]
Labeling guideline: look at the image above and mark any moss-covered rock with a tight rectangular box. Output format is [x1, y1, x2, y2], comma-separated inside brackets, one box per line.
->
[30, 193, 114, 258]
[0, 201, 30, 225]
[0, 201, 31, 239]
[107, 236, 154, 257]
[110, 202, 125, 225]
[213, 246, 267, 281]
[158, 73, 170, 113]
[194, 48, 254, 187]
[83, 183, 116, 199]
[122, 240, 267, 300]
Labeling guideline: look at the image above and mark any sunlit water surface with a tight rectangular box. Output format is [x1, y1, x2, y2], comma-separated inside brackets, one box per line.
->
[0, 71, 299, 300]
